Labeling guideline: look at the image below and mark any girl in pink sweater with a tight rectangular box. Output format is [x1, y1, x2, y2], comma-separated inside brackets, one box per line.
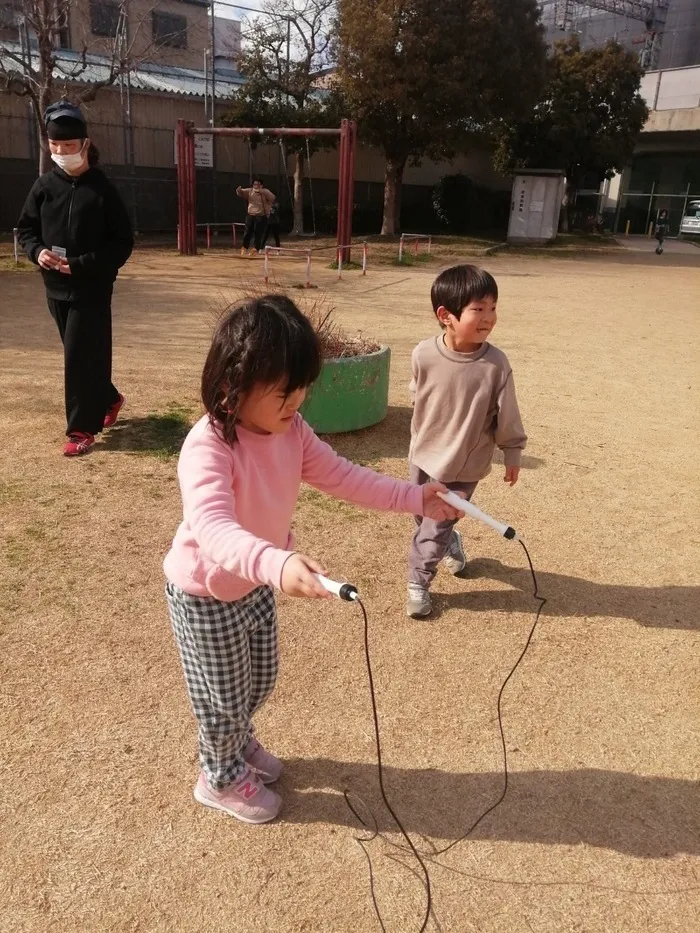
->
[164, 295, 461, 824]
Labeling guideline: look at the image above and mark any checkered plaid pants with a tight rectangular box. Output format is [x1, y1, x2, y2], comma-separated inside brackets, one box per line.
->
[165, 582, 278, 789]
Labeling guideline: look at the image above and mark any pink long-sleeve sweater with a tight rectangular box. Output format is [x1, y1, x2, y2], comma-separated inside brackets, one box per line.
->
[163, 414, 423, 601]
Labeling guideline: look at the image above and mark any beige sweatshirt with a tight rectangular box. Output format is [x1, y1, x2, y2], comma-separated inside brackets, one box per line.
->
[409, 335, 527, 482]
[237, 186, 275, 217]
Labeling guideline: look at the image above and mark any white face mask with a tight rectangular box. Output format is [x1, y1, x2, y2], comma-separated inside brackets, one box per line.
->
[51, 143, 87, 173]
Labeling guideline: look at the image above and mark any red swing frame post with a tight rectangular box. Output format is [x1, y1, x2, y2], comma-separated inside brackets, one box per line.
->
[175, 119, 357, 262]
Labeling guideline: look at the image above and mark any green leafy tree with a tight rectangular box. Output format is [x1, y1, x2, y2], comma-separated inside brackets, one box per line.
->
[495, 37, 649, 231]
[222, 0, 339, 235]
[336, 0, 547, 235]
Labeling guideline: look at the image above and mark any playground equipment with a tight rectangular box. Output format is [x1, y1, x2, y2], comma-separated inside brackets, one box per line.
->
[336, 241, 368, 279]
[398, 233, 432, 262]
[176, 120, 357, 262]
[177, 222, 247, 251]
[262, 241, 369, 288]
[263, 246, 313, 288]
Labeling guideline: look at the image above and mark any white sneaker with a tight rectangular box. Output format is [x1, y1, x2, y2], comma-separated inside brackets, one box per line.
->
[442, 530, 467, 575]
[406, 583, 432, 618]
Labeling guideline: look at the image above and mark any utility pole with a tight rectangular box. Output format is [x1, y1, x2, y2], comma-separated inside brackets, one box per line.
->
[210, 1, 218, 222]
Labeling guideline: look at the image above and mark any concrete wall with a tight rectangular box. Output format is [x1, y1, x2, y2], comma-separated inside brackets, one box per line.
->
[641, 66, 700, 112]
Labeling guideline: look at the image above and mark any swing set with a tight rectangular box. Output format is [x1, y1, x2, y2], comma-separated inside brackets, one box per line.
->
[176, 119, 357, 261]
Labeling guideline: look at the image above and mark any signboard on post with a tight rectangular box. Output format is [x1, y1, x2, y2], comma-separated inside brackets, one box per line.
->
[174, 133, 213, 168]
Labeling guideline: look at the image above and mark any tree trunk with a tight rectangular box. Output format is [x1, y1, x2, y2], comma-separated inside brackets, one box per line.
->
[292, 153, 305, 236]
[38, 129, 51, 175]
[394, 166, 404, 232]
[36, 29, 54, 176]
[381, 157, 406, 236]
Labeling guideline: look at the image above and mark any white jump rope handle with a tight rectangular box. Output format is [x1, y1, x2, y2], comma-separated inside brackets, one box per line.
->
[437, 490, 519, 541]
[314, 493, 516, 599]
[314, 574, 359, 602]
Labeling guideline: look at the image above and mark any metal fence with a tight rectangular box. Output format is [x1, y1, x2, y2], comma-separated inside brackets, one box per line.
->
[0, 111, 449, 235]
[613, 187, 700, 236]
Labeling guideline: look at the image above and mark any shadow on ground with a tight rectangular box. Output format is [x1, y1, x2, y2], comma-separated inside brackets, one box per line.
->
[434, 557, 699, 631]
[101, 409, 193, 459]
[280, 759, 700, 858]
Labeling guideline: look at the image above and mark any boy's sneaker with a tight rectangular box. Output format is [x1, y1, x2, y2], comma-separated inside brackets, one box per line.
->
[103, 393, 125, 428]
[240, 247, 249, 256]
[406, 583, 432, 618]
[442, 529, 467, 575]
[63, 432, 95, 457]
[193, 769, 281, 824]
[250, 248, 259, 257]
[244, 736, 283, 783]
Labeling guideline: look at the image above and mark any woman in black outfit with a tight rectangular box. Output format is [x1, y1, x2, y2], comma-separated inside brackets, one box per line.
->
[17, 100, 133, 457]
[262, 198, 282, 248]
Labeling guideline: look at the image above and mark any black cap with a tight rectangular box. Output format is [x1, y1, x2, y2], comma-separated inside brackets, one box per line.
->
[44, 99, 88, 140]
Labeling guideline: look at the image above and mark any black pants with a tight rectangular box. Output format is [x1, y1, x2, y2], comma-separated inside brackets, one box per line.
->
[48, 293, 120, 436]
[243, 215, 268, 251]
[262, 222, 281, 248]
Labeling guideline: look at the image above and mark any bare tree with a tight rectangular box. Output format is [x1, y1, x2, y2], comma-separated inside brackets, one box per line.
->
[225, 0, 338, 235]
[0, 0, 195, 173]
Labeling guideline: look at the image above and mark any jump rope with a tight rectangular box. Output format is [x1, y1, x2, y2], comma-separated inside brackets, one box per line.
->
[313, 491, 547, 932]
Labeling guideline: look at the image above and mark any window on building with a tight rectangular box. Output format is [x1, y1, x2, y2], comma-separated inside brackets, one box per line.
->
[90, 0, 121, 38]
[55, 0, 71, 47]
[152, 11, 188, 48]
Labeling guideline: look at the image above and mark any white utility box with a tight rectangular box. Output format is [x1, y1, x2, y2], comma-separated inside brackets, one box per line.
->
[507, 170, 565, 244]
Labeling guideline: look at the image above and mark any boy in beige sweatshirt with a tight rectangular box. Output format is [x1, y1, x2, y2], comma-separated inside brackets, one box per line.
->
[407, 264, 527, 618]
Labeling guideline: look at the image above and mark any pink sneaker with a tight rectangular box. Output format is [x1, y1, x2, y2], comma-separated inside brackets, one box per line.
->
[244, 737, 284, 783]
[63, 432, 95, 457]
[193, 770, 281, 824]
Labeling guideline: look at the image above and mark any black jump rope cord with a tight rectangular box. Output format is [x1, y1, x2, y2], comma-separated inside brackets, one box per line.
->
[345, 538, 547, 933]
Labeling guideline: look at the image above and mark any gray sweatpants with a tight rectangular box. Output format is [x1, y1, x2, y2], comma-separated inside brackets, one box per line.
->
[408, 464, 478, 588]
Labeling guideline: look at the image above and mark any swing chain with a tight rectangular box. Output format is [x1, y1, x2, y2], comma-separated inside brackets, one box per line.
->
[279, 138, 295, 211]
[305, 136, 317, 238]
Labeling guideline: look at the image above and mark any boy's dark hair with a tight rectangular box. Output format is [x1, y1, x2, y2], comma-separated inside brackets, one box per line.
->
[202, 294, 322, 445]
[252, 176, 264, 185]
[431, 264, 498, 324]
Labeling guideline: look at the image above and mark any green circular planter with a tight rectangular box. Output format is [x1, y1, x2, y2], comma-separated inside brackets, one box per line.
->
[300, 345, 390, 434]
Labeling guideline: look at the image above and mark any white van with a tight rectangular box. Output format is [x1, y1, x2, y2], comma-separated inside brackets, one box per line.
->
[680, 200, 700, 236]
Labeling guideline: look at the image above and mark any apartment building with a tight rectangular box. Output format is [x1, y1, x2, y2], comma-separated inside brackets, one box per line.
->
[0, 0, 229, 71]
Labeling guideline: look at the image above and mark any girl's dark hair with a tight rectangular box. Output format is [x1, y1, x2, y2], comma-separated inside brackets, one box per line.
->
[431, 264, 498, 323]
[87, 143, 99, 166]
[202, 294, 322, 445]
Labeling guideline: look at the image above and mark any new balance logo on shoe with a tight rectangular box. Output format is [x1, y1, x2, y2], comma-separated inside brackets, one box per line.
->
[237, 779, 259, 800]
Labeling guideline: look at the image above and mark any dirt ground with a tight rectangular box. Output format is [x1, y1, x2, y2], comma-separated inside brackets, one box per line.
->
[1, 245, 699, 933]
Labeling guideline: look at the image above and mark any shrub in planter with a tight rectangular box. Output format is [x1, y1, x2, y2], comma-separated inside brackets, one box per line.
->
[300, 299, 390, 434]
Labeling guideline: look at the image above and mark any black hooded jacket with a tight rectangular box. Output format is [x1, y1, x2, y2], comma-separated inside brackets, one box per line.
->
[17, 165, 133, 300]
